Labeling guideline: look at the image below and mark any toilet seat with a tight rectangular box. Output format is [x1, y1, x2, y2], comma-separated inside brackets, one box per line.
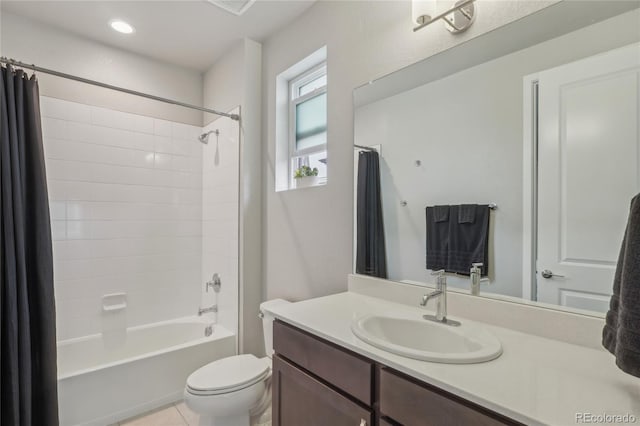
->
[186, 354, 270, 396]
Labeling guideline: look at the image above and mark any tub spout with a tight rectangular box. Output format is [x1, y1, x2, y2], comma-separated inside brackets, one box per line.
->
[198, 305, 218, 316]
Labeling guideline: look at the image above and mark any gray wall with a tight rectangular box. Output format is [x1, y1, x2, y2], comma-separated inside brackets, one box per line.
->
[202, 41, 246, 126]
[261, 0, 560, 301]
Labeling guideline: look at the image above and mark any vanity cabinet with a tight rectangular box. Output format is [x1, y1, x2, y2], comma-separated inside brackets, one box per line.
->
[273, 320, 522, 426]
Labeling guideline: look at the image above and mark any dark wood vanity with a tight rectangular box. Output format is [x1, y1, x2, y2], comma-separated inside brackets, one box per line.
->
[272, 320, 522, 426]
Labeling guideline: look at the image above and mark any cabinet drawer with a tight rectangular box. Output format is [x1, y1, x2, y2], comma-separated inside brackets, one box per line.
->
[379, 368, 521, 426]
[273, 355, 373, 426]
[273, 320, 373, 406]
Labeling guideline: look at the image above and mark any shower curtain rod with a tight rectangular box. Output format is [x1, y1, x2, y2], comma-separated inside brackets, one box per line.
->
[0, 57, 240, 122]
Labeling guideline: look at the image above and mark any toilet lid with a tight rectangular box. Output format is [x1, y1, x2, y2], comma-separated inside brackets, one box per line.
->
[186, 354, 270, 393]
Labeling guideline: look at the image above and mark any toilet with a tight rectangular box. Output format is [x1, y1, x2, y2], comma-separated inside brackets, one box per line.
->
[184, 299, 289, 426]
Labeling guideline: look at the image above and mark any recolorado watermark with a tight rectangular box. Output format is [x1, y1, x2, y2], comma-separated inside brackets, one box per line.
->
[576, 413, 637, 424]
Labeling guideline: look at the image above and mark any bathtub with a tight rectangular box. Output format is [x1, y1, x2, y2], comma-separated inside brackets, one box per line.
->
[57, 317, 236, 426]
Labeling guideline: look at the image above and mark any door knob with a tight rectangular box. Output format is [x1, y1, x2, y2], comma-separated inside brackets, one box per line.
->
[541, 269, 565, 279]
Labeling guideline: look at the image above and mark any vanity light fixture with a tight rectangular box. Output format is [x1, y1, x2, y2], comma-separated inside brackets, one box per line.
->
[109, 19, 135, 34]
[412, 0, 476, 34]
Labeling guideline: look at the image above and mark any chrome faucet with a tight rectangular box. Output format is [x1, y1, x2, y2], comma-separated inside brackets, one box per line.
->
[470, 263, 490, 296]
[420, 270, 460, 326]
[206, 273, 222, 293]
[200, 273, 221, 316]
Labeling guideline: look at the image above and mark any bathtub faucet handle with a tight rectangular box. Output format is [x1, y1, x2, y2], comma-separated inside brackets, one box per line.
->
[206, 273, 222, 293]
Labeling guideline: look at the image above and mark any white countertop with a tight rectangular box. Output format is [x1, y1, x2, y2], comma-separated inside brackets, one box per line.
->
[266, 292, 640, 426]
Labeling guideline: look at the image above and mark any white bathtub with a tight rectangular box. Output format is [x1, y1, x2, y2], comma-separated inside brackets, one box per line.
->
[57, 317, 236, 426]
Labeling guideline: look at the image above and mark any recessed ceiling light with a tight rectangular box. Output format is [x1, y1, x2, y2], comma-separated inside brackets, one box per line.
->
[109, 20, 135, 34]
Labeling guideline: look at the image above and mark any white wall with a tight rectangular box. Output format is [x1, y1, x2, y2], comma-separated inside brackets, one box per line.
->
[1, 12, 203, 125]
[42, 97, 204, 340]
[262, 0, 561, 301]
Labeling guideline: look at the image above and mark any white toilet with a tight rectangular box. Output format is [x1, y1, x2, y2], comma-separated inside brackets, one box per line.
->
[184, 299, 289, 426]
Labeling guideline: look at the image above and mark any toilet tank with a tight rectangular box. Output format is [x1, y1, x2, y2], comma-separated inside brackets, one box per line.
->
[259, 299, 290, 358]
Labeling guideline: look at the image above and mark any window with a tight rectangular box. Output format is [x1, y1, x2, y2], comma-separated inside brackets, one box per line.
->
[275, 46, 327, 192]
[288, 63, 327, 188]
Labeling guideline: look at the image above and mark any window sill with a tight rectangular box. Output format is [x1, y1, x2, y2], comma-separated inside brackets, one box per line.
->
[277, 177, 327, 192]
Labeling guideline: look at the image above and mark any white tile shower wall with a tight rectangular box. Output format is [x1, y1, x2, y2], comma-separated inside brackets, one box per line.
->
[200, 110, 240, 336]
[41, 96, 206, 341]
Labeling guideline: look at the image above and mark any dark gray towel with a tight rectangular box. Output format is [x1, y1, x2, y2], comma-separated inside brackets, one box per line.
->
[426, 206, 449, 271]
[434, 205, 450, 222]
[426, 204, 490, 276]
[447, 204, 490, 276]
[458, 204, 477, 224]
[603, 193, 640, 378]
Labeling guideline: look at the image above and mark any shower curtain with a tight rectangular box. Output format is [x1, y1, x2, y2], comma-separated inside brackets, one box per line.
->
[1, 65, 59, 425]
[356, 150, 387, 279]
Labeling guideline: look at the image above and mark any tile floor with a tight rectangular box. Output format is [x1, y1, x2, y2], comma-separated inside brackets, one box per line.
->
[118, 401, 199, 426]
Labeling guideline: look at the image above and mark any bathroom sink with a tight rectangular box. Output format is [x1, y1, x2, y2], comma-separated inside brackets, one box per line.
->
[351, 314, 502, 364]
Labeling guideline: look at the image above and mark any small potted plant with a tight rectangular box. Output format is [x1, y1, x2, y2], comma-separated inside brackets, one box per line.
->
[293, 165, 320, 188]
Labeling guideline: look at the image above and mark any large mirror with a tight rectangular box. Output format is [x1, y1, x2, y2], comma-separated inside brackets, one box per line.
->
[353, 1, 640, 316]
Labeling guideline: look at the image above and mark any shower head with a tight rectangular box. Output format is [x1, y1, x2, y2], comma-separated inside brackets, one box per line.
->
[198, 129, 219, 144]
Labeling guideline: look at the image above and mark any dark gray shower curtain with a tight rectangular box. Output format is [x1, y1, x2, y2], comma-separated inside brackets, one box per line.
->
[1, 65, 59, 425]
[356, 150, 387, 278]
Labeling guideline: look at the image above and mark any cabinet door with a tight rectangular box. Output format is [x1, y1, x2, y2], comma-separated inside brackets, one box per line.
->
[273, 320, 373, 405]
[379, 368, 521, 426]
[273, 355, 373, 426]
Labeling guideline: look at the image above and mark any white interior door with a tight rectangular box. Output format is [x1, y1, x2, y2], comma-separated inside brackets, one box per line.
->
[537, 43, 640, 312]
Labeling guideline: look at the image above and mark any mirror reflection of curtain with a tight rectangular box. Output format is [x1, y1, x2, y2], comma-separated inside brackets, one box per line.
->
[356, 150, 387, 278]
[1, 65, 59, 425]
